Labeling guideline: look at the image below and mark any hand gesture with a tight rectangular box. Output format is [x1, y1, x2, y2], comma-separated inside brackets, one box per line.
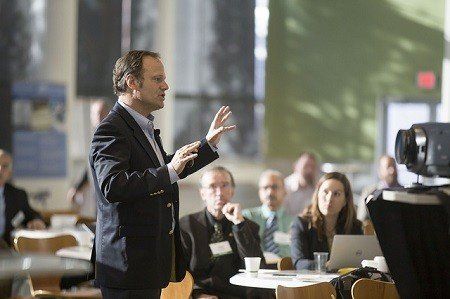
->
[206, 106, 236, 147]
[171, 141, 201, 175]
[222, 203, 244, 225]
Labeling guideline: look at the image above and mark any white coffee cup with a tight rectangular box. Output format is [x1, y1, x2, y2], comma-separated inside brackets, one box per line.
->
[374, 256, 389, 273]
[244, 257, 261, 276]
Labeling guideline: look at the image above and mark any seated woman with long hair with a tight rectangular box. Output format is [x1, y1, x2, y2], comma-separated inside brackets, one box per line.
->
[290, 172, 362, 270]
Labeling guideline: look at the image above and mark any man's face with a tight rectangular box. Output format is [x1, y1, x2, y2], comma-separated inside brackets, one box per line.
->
[295, 155, 317, 185]
[134, 57, 169, 112]
[200, 171, 235, 215]
[378, 156, 397, 186]
[258, 174, 286, 211]
[0, 154, 12, 186]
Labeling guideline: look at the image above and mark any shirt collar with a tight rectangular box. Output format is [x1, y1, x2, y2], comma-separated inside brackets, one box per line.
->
[0, 185, 4, 197]
[118, 100, 154, 132]
[261, 204, 284, 220]
[205, 209, 226, 227]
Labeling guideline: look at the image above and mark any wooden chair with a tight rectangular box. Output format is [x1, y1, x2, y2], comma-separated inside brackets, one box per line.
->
[160, 271, 194, 299]
[13, 235, 101, 298]
[277, 256, 294, 270]
[276, 282, 336, 299]
[351, 278, 400, 299]
[363, 220, 375, 235]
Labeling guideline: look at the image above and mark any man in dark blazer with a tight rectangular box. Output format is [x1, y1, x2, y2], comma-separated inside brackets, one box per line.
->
[180, 166, 270, 299]
[0, 150, 46, 246]
[90, 50, 235, 298]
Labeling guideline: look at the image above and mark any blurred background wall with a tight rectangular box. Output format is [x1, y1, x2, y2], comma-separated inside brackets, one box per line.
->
[0, 0, 447, 216]
[265, 0, 444, 162]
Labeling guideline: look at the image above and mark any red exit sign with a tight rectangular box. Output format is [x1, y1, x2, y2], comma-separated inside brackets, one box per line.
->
[416, 71, 436, 90]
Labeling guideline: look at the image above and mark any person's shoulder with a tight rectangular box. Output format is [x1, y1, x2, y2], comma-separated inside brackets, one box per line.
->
[242, 217, 260, 229]
[5, 183, 26, 196]
[242, 206, 262, 217]
[292, 214, 312, 231]
[179, 210, 204, 228]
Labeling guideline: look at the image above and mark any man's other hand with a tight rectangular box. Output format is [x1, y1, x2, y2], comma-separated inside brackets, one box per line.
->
[171, 141, 201, 175]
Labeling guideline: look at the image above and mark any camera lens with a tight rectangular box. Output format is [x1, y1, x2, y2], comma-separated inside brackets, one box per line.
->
[395, 128, 416, 166]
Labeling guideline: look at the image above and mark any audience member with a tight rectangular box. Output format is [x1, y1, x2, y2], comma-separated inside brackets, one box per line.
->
[243, 170, 293, 258]
[357, 155, 402, 222]
[283, 152, 318, 216]
[291, 172, 362, 270]
[66, 99, 110, 218]
[180, 166, 269, 299]
[0, 149, 45, 245]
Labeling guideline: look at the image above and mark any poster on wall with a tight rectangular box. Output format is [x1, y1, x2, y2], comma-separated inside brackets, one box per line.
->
[12, 82, 66, 178]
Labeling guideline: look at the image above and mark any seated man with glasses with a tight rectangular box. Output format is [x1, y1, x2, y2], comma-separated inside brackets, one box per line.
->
[242, 170, 293, 260]
[180, 166, 270, 299]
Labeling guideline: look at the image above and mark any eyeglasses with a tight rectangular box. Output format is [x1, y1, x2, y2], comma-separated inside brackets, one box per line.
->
[202, 183, 232, 192]
[259, 184, 281, 191]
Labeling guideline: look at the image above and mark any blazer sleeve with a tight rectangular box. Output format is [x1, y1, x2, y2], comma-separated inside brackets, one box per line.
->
[90, 121, 172, 203]
[19, 190, 43, 225]
[177, 138, 219, 179]
[291, 216, 314, 270]
[232, 219, 266, 265]
[74, 169, 89, 191]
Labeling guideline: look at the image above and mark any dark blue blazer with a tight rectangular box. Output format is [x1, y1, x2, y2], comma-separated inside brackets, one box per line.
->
[89, 102, 218, 289]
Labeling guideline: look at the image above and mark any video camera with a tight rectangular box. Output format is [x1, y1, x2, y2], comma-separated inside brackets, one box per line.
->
[395, 122, 450, 178]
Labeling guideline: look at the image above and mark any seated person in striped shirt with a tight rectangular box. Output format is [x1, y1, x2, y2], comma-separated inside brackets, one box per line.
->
[290, 172, 362, 270]
[242, 170, 293, 259]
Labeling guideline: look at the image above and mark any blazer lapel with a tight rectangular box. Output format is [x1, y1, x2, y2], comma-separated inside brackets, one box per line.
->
[194, 209, 211, 246]
[112, 103, 161, 167]
[154, 129, 170, 164]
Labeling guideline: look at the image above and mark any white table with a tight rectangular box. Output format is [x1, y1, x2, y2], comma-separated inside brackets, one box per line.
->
[56, 246, 92, 261]
[12, 227, 94, 247]
[229, 270, 339, 289]
[0, 253, 92, 279]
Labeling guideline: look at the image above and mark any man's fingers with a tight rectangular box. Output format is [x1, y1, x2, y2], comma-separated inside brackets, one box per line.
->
[180, 153, 198, 163]
[212, 106, 226, 125]
[220, 111, 232, 123]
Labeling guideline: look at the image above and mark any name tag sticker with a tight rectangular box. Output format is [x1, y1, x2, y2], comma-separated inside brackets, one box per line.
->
[209, 241, 233, 257]
[274, 231, 291, 245]
[11, 211, 25, 228]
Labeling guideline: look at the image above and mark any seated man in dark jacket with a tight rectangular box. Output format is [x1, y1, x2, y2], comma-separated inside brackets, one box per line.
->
[0, 149, 45, 246]
[180, 166, 271, 299]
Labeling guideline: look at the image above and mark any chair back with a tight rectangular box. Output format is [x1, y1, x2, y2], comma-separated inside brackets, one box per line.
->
[13, 235, 78, 295]
[363, 220, 375, 235]
[276, 282, 336, 299]
[160, 271, 194, 299]
[351, 278, 400, 299]
[277, 256, 294, 270]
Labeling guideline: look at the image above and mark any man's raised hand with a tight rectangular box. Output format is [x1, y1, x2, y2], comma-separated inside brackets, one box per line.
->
[206, 106, 236, 147]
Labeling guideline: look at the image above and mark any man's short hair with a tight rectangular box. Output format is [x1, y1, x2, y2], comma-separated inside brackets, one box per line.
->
[112, 50, 160, 96]
[258, 169, 284, 186]
[200, 166, 235, 188]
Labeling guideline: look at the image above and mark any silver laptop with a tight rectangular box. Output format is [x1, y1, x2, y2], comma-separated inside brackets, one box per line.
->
[327, 235, 382, 270]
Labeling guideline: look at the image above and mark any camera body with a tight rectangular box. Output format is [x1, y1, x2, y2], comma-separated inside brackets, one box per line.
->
[395, 122, 450, 178]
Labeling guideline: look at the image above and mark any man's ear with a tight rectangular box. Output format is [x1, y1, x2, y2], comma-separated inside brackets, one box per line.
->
[125, 74, 140, 91]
